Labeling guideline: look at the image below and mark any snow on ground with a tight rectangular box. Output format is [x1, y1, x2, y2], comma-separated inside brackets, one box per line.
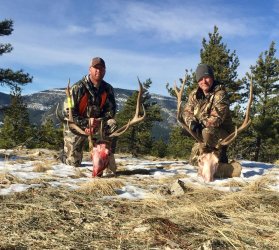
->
[0, 149, 278, 197]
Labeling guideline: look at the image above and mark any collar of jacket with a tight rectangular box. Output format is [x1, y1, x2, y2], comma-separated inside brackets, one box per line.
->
[83, 75, 107, 96]
[196, 81, 223, 100]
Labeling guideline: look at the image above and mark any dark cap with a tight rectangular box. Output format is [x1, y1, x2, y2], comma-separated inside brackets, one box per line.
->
[90, 57, 106, 68]
[196, 64, 214, 82]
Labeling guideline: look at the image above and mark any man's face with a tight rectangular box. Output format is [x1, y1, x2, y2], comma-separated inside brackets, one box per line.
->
[198, 76, 214, 94]
[90, 64, 106, 83]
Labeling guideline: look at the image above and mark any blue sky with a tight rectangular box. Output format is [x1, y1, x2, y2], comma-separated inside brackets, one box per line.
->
[1, 0, 279, 96]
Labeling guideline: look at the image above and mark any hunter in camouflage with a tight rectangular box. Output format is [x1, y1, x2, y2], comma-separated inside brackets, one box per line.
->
[183, 64, 234, 165]
[61, 57, 117, 172]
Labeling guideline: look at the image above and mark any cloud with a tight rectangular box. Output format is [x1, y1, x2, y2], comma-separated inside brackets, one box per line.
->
[92, 1, 256, 42]
[1, 38, 198, 95]
[65, 25, 90, 35]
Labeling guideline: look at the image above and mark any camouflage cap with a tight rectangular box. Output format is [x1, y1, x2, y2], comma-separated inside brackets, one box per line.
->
[90, 57, 106, 68]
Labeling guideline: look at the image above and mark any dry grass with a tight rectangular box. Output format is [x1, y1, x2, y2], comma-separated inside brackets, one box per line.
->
[0, 150, 278, 249]
[0, 179, 278, 249]
[79, 178, 124, 196]
[33, 162, 53, 172]
[244, 174, 278, 192]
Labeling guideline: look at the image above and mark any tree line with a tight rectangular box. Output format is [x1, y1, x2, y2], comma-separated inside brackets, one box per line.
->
[0, 19, 278, 163]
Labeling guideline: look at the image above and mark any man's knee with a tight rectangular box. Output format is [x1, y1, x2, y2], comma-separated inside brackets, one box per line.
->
[63, 131, 85, 167]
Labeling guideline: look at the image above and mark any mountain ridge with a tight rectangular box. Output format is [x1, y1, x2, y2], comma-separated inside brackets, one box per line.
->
[0, 87, 177, 139]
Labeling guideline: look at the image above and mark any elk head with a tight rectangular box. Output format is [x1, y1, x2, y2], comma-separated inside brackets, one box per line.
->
[174, 77, 253, 182]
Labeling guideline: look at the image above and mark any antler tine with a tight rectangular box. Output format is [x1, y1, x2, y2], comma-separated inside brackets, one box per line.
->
[65, 78, 73, 121]
[57, 79, 88, 137]
[109, 79, 146, 138]
[217, 76, 253, 147]
[174, 77, 202, 143]
[56, 103, 88, 136]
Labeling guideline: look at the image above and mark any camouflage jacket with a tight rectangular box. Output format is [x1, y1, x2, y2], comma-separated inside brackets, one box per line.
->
[182, 83, 233, 133]
[63, 75, 116, 128]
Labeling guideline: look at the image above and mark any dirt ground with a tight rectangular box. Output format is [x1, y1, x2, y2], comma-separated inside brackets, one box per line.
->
[0, 149, 278, 250]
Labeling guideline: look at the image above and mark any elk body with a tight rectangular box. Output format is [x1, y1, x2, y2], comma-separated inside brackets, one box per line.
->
[57, 78, 146, 177]
[174, 78, 253, 182]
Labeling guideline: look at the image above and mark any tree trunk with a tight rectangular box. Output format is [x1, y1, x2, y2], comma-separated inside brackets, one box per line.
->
[254, 136, 261, 161]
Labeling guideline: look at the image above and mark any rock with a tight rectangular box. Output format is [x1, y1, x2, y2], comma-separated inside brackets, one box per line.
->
[170, 179, 189, 196]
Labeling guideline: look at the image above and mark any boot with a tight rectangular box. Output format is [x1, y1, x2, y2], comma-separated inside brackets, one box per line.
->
[219, 146, 228, 163]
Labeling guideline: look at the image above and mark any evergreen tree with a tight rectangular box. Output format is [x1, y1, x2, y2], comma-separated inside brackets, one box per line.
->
[200, 26, 242, 105]
[167, 126, 194, 159]
[246, 41, 279, 162]
[36, 118, 63, 150]
[151, 138, 167, 158]
[0, 19, 32, 88]
[115, 79, 162, 156]
[0, 85, 33, 148]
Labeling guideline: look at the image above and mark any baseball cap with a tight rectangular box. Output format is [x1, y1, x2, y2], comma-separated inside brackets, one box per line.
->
[90, 57, 106, 68]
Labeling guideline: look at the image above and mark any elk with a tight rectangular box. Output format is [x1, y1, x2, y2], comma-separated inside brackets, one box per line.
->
[56, 78, 146, 177]
[174, 78, 253, 182]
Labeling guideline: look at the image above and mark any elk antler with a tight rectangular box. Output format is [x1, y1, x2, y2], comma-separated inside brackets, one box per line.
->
[56, 78, 89, 136]
[56, 103, 89, 136]
[216, 77, 253, 148]
[109, 77, 146, 137]
[173, 77, 202, 142]
[56, 78, 146, 138]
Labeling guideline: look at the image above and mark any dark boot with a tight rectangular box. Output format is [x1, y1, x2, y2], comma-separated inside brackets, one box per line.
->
[219, 146, 228, 163]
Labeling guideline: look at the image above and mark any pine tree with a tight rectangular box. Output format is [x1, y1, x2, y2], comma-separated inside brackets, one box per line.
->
[151, 138, 167, 158]
[200, 26, 242, 105]
[115, 79, 162, 156]
[167, 126, 194, 159]
[247, 41, 279, 162]
[0, 85, 33, 148]
[36, 118, 63, 150]
[0, 19, 32, 88]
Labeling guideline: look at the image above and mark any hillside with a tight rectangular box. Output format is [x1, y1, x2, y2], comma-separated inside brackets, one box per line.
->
[0, 88, 177, 139]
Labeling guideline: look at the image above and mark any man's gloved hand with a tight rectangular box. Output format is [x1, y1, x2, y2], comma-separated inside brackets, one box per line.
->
[106, 119, 117, 134]
[189, 120, 204, 134]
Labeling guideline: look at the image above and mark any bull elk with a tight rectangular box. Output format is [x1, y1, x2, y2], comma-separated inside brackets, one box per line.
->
[56, 78, 146, 177]
[174, 77, 253, 182]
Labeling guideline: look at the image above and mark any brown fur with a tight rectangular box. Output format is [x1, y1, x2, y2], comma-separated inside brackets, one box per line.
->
[214, 160, 242, 178]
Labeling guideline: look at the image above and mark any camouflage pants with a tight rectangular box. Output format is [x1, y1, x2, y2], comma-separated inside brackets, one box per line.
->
[63, 128, 87, 167]
[189, 127, 230, 166]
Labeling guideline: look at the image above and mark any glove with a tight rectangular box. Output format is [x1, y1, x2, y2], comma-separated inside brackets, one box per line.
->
[106, 119, 117, 134]
[189, 120, 204, 134]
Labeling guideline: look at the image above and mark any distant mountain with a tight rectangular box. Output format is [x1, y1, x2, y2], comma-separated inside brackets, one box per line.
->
[0, 88, 177, 140]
